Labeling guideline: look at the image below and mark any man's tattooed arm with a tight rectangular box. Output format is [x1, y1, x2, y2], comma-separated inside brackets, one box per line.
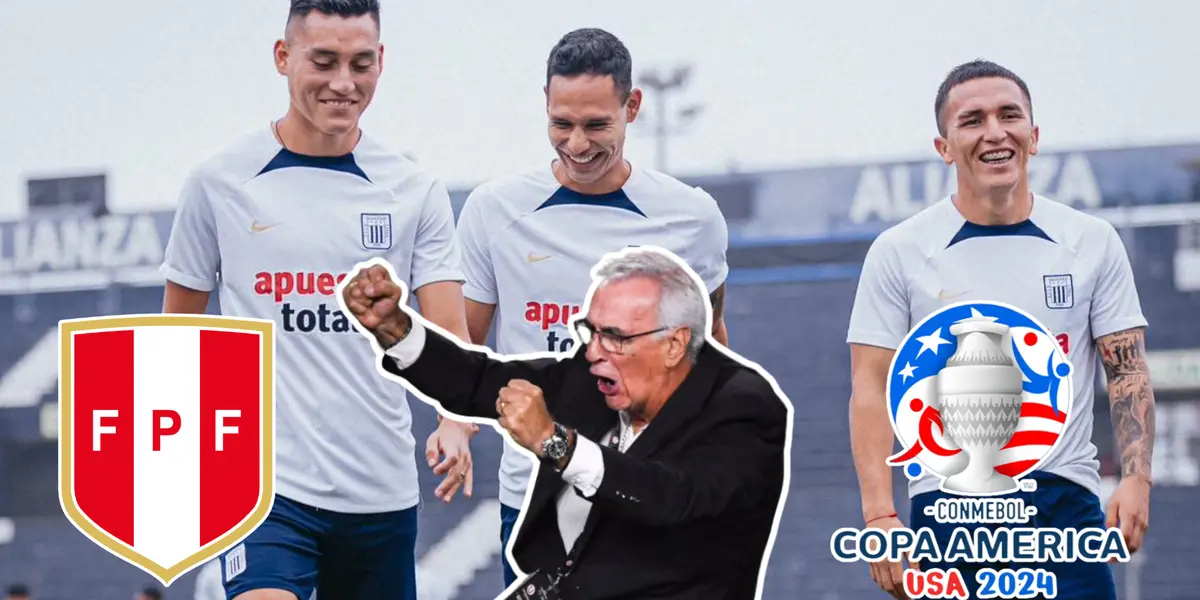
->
[1098, 327, 1156, 481]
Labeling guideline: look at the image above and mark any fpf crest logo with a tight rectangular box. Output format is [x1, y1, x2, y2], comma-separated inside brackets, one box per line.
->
[885, 301, 1074, 496]
[58, 315, 276, 586]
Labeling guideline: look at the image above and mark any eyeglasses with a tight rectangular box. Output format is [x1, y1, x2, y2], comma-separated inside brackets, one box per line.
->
[573, 319, 668, 355]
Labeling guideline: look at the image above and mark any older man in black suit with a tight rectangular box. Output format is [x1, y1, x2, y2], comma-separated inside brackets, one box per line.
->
[340, 247, 792, 600]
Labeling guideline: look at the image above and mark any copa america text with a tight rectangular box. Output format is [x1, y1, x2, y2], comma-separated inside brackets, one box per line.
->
[830, 525, 1130, 564]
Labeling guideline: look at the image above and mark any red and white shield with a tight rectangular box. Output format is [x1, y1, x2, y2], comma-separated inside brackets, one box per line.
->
[57, 314, 276, 586]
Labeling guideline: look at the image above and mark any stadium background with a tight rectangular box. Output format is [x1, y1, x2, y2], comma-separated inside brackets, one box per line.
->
[0, 143, 1197, 599]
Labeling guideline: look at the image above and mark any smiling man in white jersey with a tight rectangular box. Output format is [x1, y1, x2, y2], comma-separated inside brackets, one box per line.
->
[158, 2, 476, 599]
[439, 28, 731, 589]
[846, 60, 1157, 600]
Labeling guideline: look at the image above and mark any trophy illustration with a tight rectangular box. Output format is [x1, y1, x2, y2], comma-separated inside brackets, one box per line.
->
[936, 313, 1024, 494]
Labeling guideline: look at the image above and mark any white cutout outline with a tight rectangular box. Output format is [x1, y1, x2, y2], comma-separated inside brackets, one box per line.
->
[335, 244, 795, 600]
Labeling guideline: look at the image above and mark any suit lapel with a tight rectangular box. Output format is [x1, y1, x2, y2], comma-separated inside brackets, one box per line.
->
[577, 408, 620, 448]
[623, 343, 723, 459]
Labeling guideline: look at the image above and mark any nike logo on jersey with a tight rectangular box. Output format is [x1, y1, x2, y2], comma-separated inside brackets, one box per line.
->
[527, 252, 554, 263]
[937, 288, 971, 302]
[249, 221, 281, 233]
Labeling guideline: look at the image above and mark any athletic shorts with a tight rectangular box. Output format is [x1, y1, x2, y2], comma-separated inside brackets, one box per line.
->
[909, 472, 1116, 600]
[500, 502, 522, 587]
[220, 494, 418, 599]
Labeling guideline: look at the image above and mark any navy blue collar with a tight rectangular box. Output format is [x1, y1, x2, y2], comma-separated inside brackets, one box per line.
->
[256, 147, 371, 183]
[534, 186, 646, 217]
[946, 219, 1054, 248]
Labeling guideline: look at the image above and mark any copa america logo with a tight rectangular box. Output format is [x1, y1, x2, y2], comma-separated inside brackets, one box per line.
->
[885, 301, 1074, 496]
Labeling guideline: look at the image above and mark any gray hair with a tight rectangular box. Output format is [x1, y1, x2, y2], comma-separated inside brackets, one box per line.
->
[593, 248, 708, 361]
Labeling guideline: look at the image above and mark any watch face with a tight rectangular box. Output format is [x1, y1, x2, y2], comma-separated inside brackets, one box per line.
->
[544, 435, 568, 459]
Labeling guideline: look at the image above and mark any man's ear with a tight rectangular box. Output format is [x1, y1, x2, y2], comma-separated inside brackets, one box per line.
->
[933, 136, 954, 165]
[625, 88, 643, 123]
[274, 39, 289, 75]
[665, 328, 690, 368]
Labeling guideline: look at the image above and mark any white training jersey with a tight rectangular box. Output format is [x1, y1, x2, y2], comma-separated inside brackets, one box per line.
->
[160, 123, 463, 513]
[847, 195, 1147, 499]
[192, 560, 224, 600]
[457, 162, 730, 509]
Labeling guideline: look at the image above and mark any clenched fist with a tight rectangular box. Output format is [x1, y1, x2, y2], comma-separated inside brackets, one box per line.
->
[496, 379, 557, 457]
[341, 263, 412, 349]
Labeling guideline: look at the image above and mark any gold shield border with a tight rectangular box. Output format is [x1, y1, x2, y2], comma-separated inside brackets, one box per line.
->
[58, 314, 276, 586]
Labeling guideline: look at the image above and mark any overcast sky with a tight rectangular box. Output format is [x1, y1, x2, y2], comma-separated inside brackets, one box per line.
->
[1, 0, 1198, 219]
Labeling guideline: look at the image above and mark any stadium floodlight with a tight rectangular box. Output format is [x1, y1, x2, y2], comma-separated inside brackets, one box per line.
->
[638, 63, 705, 174]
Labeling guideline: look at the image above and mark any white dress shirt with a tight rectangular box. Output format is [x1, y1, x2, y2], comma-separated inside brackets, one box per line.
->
[383, 320, 642, 553]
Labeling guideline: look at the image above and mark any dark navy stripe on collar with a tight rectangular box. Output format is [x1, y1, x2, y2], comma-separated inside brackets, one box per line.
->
[534, 186, 646, 217]
[947, 219, 1054, 248]
[256, 148, 371, 183]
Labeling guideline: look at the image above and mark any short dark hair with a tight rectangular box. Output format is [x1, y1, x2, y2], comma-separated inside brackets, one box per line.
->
[546, 28, 634, 99]
[140, 586, 163, 600]
[934, 59, 1033, 136]
[288, 0, 380, 29]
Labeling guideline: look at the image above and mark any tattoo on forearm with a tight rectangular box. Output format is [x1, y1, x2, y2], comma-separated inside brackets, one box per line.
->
[1100, 328, 1156, 480]
[709, 284, 726, 324]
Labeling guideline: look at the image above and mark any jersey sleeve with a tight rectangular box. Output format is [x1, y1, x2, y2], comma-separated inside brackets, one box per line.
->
[1090, 223, 1148, 338]
[846, 233, 911, 350]
[159, 170, 221, 292]
[408, 178, 465, 290]
[454, 186, 498, 304]
[691, 188, 730, 294]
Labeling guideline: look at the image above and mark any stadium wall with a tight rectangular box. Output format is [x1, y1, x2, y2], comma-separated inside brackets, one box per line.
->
[0, 142, 1197, 598]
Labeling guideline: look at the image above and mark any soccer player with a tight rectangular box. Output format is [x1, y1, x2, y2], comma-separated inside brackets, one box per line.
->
[846, 60, 1156, 600]
[440, 27, 731, 588]
[159, 1, 476, 598]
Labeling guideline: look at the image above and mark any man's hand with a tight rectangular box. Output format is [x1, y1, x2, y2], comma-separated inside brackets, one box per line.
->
[495, 379, 555, 456]
[867, 515, 919, 599]
[426, 418, 479, 503]
[1106, 474, 1151, 555]
[342, 264, 412, 349]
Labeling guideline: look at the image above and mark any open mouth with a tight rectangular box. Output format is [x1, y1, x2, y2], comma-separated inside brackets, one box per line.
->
[979, 149, 1015, 165]
[320, 99, 356, 109]
[596, 375, 619, 395]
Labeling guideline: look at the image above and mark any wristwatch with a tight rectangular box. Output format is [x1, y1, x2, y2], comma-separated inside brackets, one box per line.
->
[540, 423, 572, 461]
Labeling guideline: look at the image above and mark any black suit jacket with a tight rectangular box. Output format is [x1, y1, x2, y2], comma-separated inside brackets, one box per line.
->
[382, 327, 791, 600]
